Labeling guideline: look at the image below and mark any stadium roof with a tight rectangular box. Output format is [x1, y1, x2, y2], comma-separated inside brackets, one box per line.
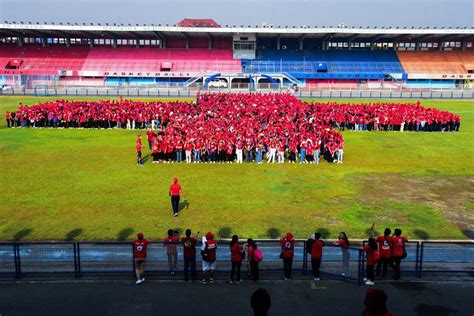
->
[0, 23, 472, 42]
[1, 0, 473, 28]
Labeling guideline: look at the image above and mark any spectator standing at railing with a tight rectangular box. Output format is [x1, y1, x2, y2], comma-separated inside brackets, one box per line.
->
[334, 232, 350, 277]
[164, 229, 179, 275]
[391, 229, 408, 280]
[201, 232, 217, 284]
[229, 235, 244, 284]
[310, 233, 324, 281]
[133, 232, 150, 284]
[182, 229, 199, 282]
[280, 232, 295, 280]
[247, 239, 259, 283]
[375, 228, 395, 279]
[362, 237, 379, 286]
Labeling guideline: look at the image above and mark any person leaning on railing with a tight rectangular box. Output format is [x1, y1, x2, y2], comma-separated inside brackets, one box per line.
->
[391, 229, 408, 280]
[333, 232, 350, 277]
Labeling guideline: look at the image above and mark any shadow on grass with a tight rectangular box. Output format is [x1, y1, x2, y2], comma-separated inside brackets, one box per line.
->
[117, 228, 134, 241]
[461, 229, 474, 239]
[412, 229, 430, 240]
[267, 228, 281, 239]
[218, 227, 233, 239]
[178, 200, 189, 212]
[142, 154, 151, 164]
[14, 228, 33, 242]
[65, 228, 83, 241]
[315, 228, 330, 239]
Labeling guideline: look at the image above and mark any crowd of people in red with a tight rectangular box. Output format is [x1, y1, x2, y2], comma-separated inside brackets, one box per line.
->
[6, 93, 460, 164]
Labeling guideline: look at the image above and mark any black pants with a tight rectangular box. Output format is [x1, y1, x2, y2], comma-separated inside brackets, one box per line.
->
[367, 264, 374, 281]
[311, 258, 321, 278]
[250, 261, 259, 281]
[6, 119, 10, 128]
[171, 195, 180, 215]
[376, 257, 395, 277]
[230, 260, 242, 281]
[283, 257, 293, 279]
[393, 256, 402, 280]
[184, 256, 196, 281]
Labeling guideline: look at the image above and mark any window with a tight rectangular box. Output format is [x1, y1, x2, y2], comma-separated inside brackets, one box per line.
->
[145, 39, 150, 45]
[467, 42, 472, 48]
[151, 39, 157, 45]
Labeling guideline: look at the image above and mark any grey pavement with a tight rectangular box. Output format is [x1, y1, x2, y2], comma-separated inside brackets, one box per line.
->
[0, 279, 473, 316]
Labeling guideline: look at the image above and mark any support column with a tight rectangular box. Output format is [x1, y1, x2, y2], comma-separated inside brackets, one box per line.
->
[113, 38, 117, 48]
[277, 35, 281, 50]
[17, 37, 24, 47]
[66, 37, 71, 47]
[41, 37, 47, 47]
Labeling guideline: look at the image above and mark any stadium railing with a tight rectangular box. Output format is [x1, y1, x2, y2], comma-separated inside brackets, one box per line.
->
[1, 85, 473, 99]
[1, 240, 472, 282]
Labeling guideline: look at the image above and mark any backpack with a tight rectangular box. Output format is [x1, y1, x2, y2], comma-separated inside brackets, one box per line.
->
[254, 249, 263, 263]
[306, 238, 314, 254]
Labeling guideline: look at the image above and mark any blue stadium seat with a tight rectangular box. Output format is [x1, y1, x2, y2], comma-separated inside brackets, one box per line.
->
[244, 50, 405, 79]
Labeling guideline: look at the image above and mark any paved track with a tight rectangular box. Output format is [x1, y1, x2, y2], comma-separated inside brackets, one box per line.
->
[0, 279, 472, 316]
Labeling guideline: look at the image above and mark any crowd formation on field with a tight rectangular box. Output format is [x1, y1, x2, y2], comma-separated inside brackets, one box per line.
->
[5, 93, 460, 164]
[133, 225, 408, 288]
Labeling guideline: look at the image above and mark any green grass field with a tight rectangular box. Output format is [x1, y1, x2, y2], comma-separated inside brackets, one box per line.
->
[0, 96, 473, 241]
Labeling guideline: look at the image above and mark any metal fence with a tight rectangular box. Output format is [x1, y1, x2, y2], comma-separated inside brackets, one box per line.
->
[1, 240, 472, 283]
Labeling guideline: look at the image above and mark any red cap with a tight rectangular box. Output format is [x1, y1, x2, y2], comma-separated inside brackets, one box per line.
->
[137, 232, 144, 239]
[173, 177, 178, 183]
[206, 231, 214, 239]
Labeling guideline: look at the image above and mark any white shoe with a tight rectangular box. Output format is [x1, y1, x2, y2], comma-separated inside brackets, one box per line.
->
[365, 280, 375, 285]
[136, 279, 143, 284]
[363, 278, 367, 281]
[313, 277, 320, 281]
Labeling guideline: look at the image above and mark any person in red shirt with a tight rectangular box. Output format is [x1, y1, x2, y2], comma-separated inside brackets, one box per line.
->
[375, 228, 395, 278]
[229, 235, 244, 283]
[182, 229, 199, 282]
[151, 136, 160, 164]
[391, 228, 408, 280]
[362, 288, 393, 316]
[333, 232, 350, 277]
[169, 177, 182, 217]
[146, 128, 154, 151]
[133, 232, 150, 284]
[246, 238, 259, 283]
[5, 111, 11, 128]
[280, 232, 295, 280]
[135, 136, 144, 166]
[201, 232, 217, 284]
[310, 233, 324, 281]
[164, 229, 179, 275]
[362, 237, 378, 285]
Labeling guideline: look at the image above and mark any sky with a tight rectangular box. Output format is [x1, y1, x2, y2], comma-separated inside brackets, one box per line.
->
[0, 0, 473, 28]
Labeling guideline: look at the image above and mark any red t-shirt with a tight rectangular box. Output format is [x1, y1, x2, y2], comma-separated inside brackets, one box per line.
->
[311, 240, 323, 259]
[133, 239, 150, 259]
[164, 236, 179, 255]
[376, 236, 393, 258]
[338, 239, 349, 251]
[230, 243, 243, 262]
[205, 240, 217, 263]
[364, 245, 377, 265]
[392, 236, 408, 257]
[280, 238, 295, 258]
[135, 144, 142, 153]
[169, 183, 181, 196]
[181, 237, 197, 257]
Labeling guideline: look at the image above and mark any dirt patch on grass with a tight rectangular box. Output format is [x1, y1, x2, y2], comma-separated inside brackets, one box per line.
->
[355, 174, 474, 234]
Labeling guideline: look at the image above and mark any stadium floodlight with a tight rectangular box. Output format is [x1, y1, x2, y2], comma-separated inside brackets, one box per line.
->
[37, 22, 41, 25]
[20, 21, 24, 24]
[28, 22, 32, 24]
[3, 21, 7, 23]
[105, 23, 109, 26]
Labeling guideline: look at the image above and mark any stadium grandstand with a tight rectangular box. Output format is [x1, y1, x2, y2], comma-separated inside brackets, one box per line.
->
[0, 19, 473, 93]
